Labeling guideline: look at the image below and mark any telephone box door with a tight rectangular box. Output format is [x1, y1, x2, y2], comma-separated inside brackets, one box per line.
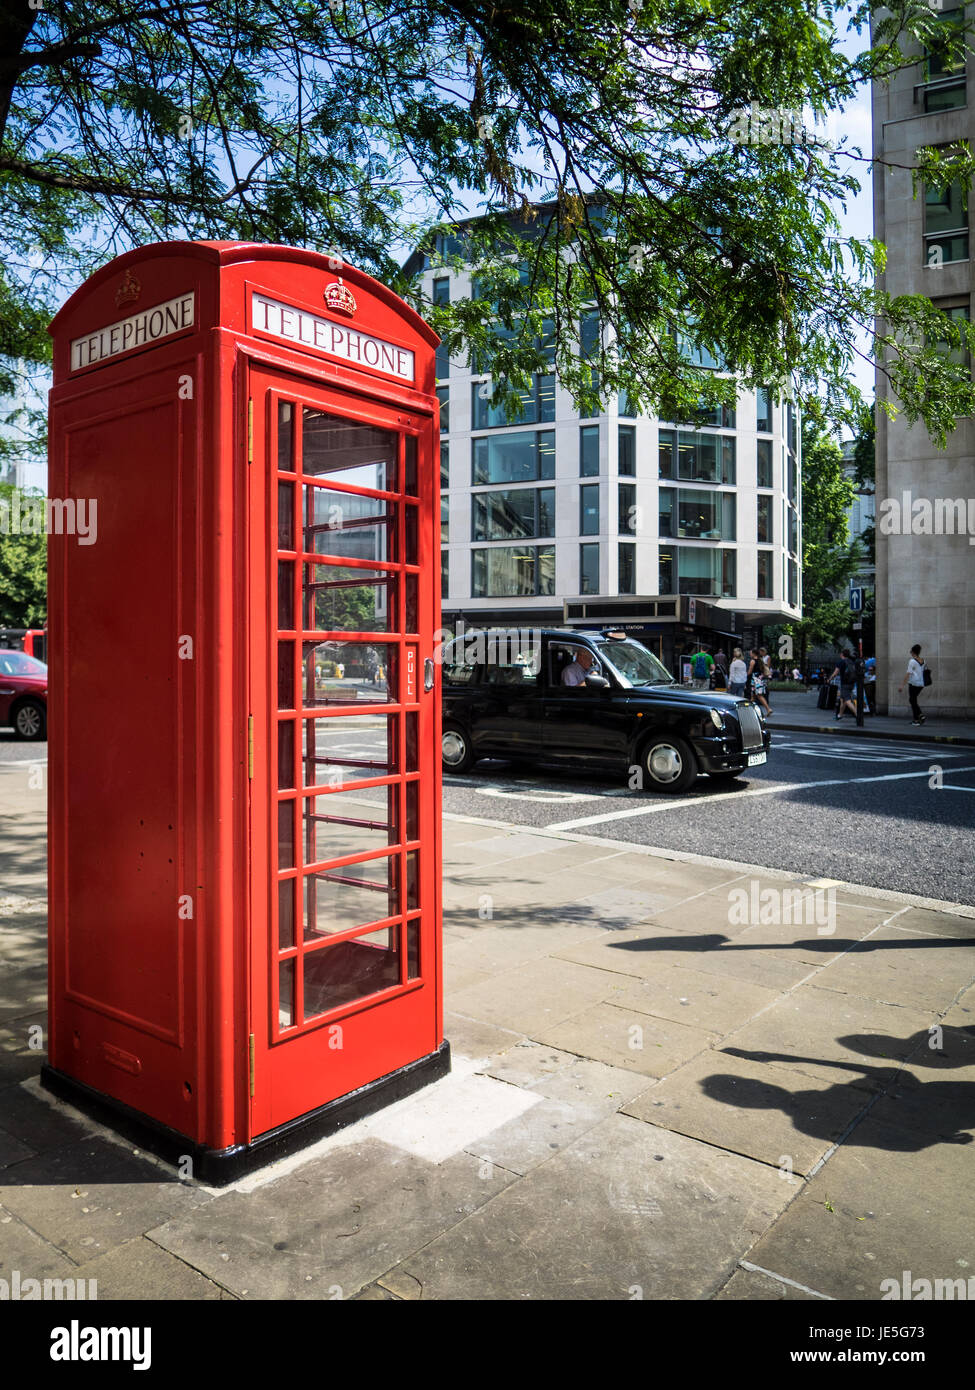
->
[248, 368, 442, 1136]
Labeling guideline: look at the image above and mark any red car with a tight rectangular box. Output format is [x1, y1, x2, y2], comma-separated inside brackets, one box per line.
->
[0, 649, 47, 740]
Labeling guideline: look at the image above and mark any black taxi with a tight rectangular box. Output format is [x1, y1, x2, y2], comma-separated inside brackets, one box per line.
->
[440, 628, 770, 792]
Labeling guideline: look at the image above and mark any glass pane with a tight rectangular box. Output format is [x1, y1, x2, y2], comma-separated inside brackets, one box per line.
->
[278, 720, 295, 789]
[304, 714, 397, 788]
[303, 564, 394, 633]
[278, 640, 295, 709]
[302, 641, 396, 705]
[302, 924, 400, 1020]
[405, 505, 418, 564]
[406, 850, 419, 910]
[404, 434, 417, 495]
[279, 878, 295, 949]
[407, 920, 420, 980]
[304, 786, 398, 865]
[279, 957, 295, 1027]
[302, 410, 398, 490]
[304, 855, 398, 939]
[406, 781, 418, 841]
[405, 572, 418, 632]
[303, 485, 395, 564]
[405, 711, 418, 771]
[278, 402, 294, 472]
[278, 799, 295, 869]
[278, 481, 295, 550]
[278, 560, 295, 630]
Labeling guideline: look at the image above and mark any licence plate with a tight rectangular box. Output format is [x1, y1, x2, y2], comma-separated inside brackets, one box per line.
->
[747, 751, 767, 767]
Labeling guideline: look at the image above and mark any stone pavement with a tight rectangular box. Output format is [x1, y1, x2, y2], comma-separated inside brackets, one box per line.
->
[1, 760, 974, 1301]
[768, 689, 975, 745]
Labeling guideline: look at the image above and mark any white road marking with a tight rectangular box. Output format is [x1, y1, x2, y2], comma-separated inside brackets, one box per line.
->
[772, 740, 963, 762]
[546, 764, 975, 832]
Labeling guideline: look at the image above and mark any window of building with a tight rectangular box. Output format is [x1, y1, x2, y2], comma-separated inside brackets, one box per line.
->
[931, 300, 971, 371]
[658, 546, 736, 597]
[618, 390, 635, 418]
[618, 482, 637, 536]
[787, 451, 798, 505]
[472, 488, 555, 541]
[618, 543, 635, 595]
[925, 169, 970, 266]
[441, 494, 449, 544]
[788, 557, 799, 607]
[788, 505, 799, 555]
[922, 8, 968, 112]
[436, 385, 449, 432]
[471, 376, 556, 429]
[442, 550, 449, 600]
[667, 401, 737, 429]
[580, 424, 600, 476]
[433, 278, 450, 379]
[580, 483, 600, 535]
[473, 431, 555, 485]
[658, 488, 736, 541]
[440, 440, 449, 489]
[756, 388, 773, 433]
[472, 545, 555, 597]
[658, 430, 736, 484]
[757, 495, 772, 544]
[580, 543, 599, 594]
[618, 424, 635, 475]
[757, 549, 773, 599]
[756, 438, 773, 488]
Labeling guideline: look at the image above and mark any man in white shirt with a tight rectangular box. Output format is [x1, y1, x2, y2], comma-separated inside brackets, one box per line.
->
[562, 648, 595, 686]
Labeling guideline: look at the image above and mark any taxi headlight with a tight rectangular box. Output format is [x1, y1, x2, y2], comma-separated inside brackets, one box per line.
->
[708, 708, 725, 731]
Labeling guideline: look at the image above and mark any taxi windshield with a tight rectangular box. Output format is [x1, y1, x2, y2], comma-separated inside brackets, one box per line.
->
[596, 640, 674, 688]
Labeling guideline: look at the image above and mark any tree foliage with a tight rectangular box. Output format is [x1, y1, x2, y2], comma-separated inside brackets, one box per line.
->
[0, 486, 47, 627]
[1, 0, 974, 448]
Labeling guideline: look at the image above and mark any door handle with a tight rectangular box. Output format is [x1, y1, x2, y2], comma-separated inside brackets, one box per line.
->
[423, 658, 435, 692]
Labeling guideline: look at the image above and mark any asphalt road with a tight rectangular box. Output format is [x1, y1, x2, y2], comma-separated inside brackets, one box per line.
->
[440, 730, 975, 907]
[4, 723, 972, 907]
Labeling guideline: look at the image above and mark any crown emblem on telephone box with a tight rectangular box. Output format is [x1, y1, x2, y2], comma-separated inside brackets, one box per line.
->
[114, 269, 142, 309]
[324, 280, 357, 316]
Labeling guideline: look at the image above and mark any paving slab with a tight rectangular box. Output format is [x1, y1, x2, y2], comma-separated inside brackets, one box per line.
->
[442, 1012, 522, 1062]
[465, 1056, 649, 1175]
[889, 907, 975, 940]
[608, 964, 781, 1035]
[68, 1236, 237, 1299]
[444, 921, 599, 979]
[0, 1203, 86, 1283]
[0, 1135, 213, 1264]
[719, 986, 935, 1090]
[149, 1141, 517, 1300]
[742, 1116, 975, 1300]
[448, 957, 628, 1035]
[0, 1079, 96, 1155]
[377, 1114, 793, 1300]
[810, 926, 975, 1012]
[0, 964, 48, 1026]
[622, 1048, 877, 1174]
[715, 1266, 823, 1300]
[556, 923, 815, 992]
[533, 1001, 717, 1077]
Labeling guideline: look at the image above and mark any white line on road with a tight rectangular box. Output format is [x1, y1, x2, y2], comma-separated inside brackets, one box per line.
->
[546, 764, 975, 832]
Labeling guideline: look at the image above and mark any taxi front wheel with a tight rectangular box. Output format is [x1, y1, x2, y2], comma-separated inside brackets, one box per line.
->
[442, 724, 475, 773]
[640, 734, 697, 793]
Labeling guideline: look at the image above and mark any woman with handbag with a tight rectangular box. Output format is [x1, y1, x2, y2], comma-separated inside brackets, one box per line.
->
[897, 643, 928, 725]
[747, 648, 772, 718]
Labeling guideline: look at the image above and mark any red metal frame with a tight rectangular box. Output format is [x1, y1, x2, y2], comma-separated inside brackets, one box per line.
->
[46, 243, 442, 1158]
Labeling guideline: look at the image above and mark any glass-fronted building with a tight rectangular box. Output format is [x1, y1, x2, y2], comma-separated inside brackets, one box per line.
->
[411, 238, 802, 670]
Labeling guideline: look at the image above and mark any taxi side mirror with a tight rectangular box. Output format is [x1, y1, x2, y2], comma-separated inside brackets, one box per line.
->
[585, 673, 610, 689]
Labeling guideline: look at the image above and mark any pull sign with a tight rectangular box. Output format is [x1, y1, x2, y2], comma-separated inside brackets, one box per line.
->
[405, 647, 416, 702]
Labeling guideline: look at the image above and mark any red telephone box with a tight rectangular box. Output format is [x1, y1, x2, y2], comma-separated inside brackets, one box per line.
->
[43, 242, 448, 1182]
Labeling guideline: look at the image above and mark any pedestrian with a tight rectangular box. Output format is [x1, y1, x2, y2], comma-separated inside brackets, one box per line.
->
[712, 649, 728, 690]
[747, 648, 772, 717]
[689, 645, 713, 690]
[728, 647, 748, 696]
[829, 649, 858, 720]
[863, 656, 876, 715]
[897, 644, 927, 725]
